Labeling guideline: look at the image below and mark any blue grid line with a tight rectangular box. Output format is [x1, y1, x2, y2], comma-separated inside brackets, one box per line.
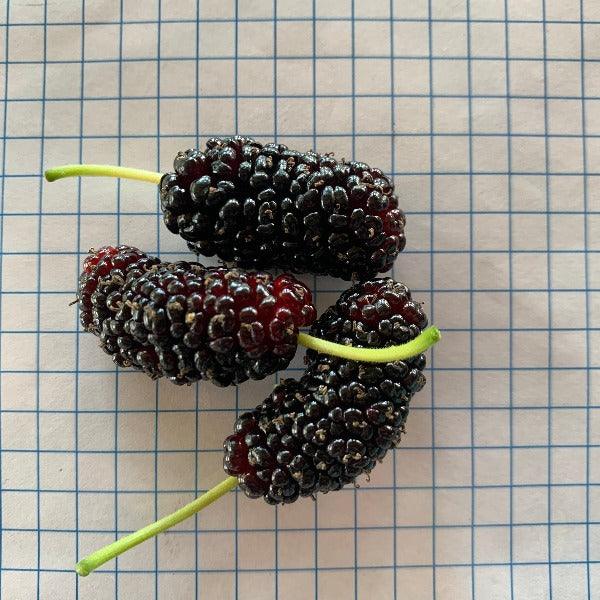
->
[4, 16, 600, 25]
[194, 1, 200, 597]
[153, 3, 162, 597]
[580, 2, 592, 598]
[542, 4, 554, 596]
[233, 4, 240, 598]
[311, 2, 319, 598]
[5, 16, 600, 26]
[466, 3, 476, 597]
[273, 1, 279, 597]
[7, 519, 600, 534]
[503, 1, 515, 597]
[34, 2, 48, 594]
[3, 404, 600, 414]
[4, 481, 598, 494]
[2, 558, 599, 574]
[0, 0, 10, 582]
[112, 0, 123, 596]
[3, 53, 600, 63]
[388, 1, 398, 598]
[350, 2, 358, 597]
[74, 2, 85, 599]
[427, 2, 438, 597]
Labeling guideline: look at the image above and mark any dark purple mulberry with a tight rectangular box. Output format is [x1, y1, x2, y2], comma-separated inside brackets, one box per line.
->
[224, 277, 428, 503]
[78, 246, 317, 386]
[160, 136, 406, 280]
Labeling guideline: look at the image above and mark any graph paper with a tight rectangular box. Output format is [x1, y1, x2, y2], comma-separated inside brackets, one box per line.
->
[1, 0, 599, 598]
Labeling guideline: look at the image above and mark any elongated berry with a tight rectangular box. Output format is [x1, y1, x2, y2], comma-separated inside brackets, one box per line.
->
[224, 277, 428, 503]
[160, 136, 406, 280]
[79, 245, 316, 386]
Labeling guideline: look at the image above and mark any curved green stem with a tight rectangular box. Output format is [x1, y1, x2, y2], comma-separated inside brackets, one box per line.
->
[298, 325, 441, 363]
[75, 476, 238, 577]
[45, 164, 162, 184]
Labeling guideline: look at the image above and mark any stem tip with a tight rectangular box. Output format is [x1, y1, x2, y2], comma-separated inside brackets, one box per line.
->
[75, 561, 91, 577]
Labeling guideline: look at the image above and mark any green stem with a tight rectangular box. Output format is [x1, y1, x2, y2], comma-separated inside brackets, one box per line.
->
[75, 476, 238, 577]
[297, 325, 441, 363]
[45, 164, 162, 184]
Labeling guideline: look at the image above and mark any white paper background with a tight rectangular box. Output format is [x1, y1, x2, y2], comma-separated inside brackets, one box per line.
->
[1, 1, 599, 599]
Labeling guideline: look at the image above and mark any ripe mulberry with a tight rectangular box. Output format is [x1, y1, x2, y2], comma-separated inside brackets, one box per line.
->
[79, 245, 317, 386]
[224, 277, 427, 503]
[160, 136, 406, 280]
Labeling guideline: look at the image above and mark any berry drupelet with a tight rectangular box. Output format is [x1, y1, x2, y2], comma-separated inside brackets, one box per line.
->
[160, 136, 406, 280]
[224, 278, 428, 504]
[78, 245, 316, 386]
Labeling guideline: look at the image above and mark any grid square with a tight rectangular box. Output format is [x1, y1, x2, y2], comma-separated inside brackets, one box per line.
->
[393, 22, 429, 56]
[316, 20, 352, 56]
[160, 22, 197, 58]
[433, 97, 468, 133]
[8, 24, 44, 60]
[514, 565, 549, 600]
[513, 486, 548, 523]
[198, 22, 234, 57]
[276, 59, 312, 95]
[433, 136, 470, 172]
[474, 409, 510, 446]
[471, 59, 505, 95]
[238, 21, 274, 57]
[435, 568, 472, 599]
[123, 23, 159, 58]
[84, 24, 119, 59]
[547, 60, 582, 97]
[8, 63, 44, 99]
[475, 488, 510, 525]
[513, 525, 548, 563]
[473, 371, 510, 408]
[355, 58, 391, 95]
[551, 564, 589, 600]
[395, 97, 430, 133]
[547, 24, 581, 59]
[473, 137, 509, 172]
[432, 22, 467, 57]
[356, 97, 391, 133]
[436, 527, 471, 564]
[435, 488, 472, 525]
[475, 527, 510, 563]
[514, 409, 549, 446]
[552, 486, 587, 523]
[396, 528, 433, 566]
[471, 23, 506, 57]
[509, 60, 545, 96]
[433, 59, 468, 94]
[509, 23, 544, 59]
[316, 58, 351, 94]
[355, 21, 391, 56]
[475, 449, 510, 485]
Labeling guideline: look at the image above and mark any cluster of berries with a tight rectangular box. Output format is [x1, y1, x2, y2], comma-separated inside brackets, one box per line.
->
[53, 137, 434, 508]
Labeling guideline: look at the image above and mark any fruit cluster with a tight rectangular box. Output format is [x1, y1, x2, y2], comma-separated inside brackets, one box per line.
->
[49, 138, 440, 575]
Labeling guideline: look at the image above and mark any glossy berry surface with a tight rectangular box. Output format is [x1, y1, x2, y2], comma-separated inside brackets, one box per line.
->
[78, 245, 316, 386]
[160, 136, 406, 280]
[224, 278, 428, 503]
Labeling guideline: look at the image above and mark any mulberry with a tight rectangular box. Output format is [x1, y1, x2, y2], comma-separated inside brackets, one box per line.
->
[224, 277, 427, 503]
[79, 245, 316, 386]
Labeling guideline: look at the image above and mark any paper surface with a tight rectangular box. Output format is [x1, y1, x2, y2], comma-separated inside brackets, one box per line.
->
[1, 1, 598, 598]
